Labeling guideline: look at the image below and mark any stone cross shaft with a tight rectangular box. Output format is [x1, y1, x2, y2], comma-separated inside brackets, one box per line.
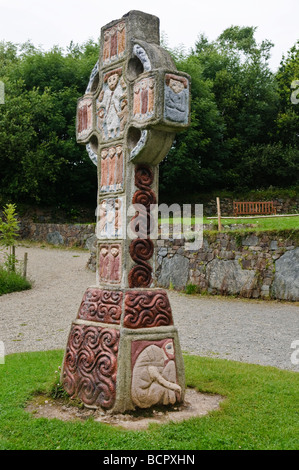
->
[61, 10, 191, 413]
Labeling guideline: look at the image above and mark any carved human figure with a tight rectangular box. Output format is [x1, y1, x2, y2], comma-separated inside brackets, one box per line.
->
[114, 198, 122, 236]
[133, 82, 141, 117]
[141, 79, 148, 116]
[100, 148, 109, 191]
[99, 246, 109, 281]
[131, 340, 181, 408]
[115, 145, 123, 189]
[109, 246, 121, 282]
[148, 78, 155, 115]
[108, 146, 117, 190]
[117, 22, 126, 56]
[98, 199, 107, 237]
[164, 74, 189, 123]
[97, 69, 126, 140]
[110, 27, 118, 60]
[103, 31, 110, 64]
[118, 99, 128, 132]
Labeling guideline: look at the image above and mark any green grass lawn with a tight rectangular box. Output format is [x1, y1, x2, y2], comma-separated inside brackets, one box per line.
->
[159, 215, 299, 233]
[0, 350, 298, 450]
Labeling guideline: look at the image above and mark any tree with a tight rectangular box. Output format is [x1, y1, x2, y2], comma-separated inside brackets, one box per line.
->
[275, 40, 299, 147]
[160, 26, 280, 198]
[0, 40, 99, 208]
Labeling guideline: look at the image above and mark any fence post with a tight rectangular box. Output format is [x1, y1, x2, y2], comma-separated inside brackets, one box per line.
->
[23, 252, 28, 278]
[216, 197, 222, 231]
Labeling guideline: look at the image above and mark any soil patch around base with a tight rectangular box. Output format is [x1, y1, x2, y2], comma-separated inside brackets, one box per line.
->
[26, 388, 224, 430]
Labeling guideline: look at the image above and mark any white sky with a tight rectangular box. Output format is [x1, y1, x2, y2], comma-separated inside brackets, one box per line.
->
[0, 0, 298, 71]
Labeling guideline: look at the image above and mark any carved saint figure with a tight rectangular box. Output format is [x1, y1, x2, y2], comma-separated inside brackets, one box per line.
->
[99, 244, 121, 283]
[131, 340, 181, 408]
[100, 148, 109, 191]
[97, 69, 127, 140]
[117, 22, 126, 56]
[109, 246, 121, 282]
[115, 145, 124, 189]
[99, 246, 110, 281]
[108, 146, 117, 190]
[164, 74, 189, 123]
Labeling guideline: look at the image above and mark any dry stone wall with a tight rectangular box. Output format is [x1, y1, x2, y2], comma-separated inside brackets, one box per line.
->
[19, 221, 298, 301]
[156, 231, 298, 301]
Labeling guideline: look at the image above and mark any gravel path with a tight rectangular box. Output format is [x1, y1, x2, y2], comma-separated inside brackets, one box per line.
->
[0, 246, 298, 372]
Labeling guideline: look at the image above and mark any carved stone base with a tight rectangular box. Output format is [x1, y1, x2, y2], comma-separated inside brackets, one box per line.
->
[61, 287, 185, 413]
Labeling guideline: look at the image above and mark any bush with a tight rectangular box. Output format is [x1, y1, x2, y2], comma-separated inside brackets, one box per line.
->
[0, 266, 31, 295]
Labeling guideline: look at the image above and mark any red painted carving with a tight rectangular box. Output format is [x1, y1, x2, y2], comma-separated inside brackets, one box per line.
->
[129, 164, 156, 287]
[128, 239, 153, 288]
[62, 324, 119, 409]
[124, 289, 173, 328]
[78, 288, 123, 324]
[99, 243, 122, 284]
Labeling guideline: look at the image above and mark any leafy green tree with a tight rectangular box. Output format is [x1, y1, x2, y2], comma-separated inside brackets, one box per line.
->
[0, 40, 99, 207]
[275, 40, 299, 147]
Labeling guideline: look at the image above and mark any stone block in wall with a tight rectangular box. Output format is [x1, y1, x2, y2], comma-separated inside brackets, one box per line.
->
[157, 254, 189, 290]
[271, 247, 299, 301]
[206, 259, 257, 296]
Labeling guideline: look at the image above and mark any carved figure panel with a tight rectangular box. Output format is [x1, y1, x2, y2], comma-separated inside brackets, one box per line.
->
[96, 68, 128, 141]
[131, 339, 181, 408]
[99, 243, 122, 284]
[133, 77, 155, 121]
[77, 97, 93, 138]
[102, 21, 126, 65]
[124, 290, 173, 329]
[62, 324, 119, 409]
[97, 197, 123, 239]
[78, 288, 123, 324]
[100, 144, 124, 192]
[164, 74, 189, 124]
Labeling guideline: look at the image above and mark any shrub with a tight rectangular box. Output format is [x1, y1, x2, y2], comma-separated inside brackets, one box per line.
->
[0, 267, 31, 295]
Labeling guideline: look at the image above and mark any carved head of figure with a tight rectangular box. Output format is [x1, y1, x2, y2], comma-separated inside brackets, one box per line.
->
[107, 73, 119, 91]
[169, 78, 185, 94]
[111, 246, 119, 258]
[162, 340, 175, 361]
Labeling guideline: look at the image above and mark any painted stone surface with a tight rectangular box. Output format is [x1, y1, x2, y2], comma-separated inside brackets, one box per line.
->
[164, 74, 189, 124]
[62, 10, 190, 413]
[102, 21, 126, 65]
[77, 97, 93, 138]
[97, 197, 123, 239]
[98, 243, 122, 284]
[78, 288, 123, 324]
[124, 290, 173, 329]
[131, 339, 181, 408]
[100, 145, 124, 192]
[133, 76, 155, 121]
[96, 68, 128, 141]
[62, 324, 119, 409]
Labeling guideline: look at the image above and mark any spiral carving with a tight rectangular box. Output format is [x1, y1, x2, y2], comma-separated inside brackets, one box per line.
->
[129, 164, 156, 287]
[124, 290, 173, 329]
[78, 288, 123, 324]
[62, 323, 119, 409]
[135, 164, 154, 189]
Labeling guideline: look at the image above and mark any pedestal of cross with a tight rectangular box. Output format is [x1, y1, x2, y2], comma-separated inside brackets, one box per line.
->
[61, 10, 191, 413]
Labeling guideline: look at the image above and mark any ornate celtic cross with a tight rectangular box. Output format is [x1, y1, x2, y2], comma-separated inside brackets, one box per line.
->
[61, 10, 191, 413]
